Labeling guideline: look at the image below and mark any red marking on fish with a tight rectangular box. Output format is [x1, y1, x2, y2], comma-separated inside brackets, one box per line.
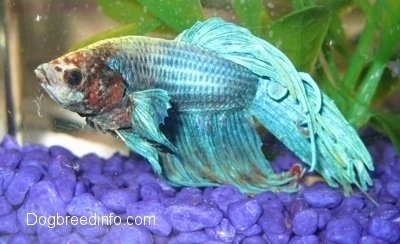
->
[290, 163, 304, 183]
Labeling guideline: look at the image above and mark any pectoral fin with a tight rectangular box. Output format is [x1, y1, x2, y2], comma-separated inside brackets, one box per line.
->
[129, 89, 176, 152]
[116, 89, 176, 175]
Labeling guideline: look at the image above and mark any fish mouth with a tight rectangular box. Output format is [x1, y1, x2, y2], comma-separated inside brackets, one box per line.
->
[34, 64, 65, 105]
[35, 65, 50, 85]
[35, 63, 60, 87]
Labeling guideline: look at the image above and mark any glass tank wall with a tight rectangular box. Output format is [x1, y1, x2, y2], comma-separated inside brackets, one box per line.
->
[2, 0, 127, 156]
[2, 0, 399, 157]
[1, 1, 400, 243]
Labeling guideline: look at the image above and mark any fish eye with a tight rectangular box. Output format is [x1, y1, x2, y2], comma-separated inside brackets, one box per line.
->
[65, 69, 83, 86]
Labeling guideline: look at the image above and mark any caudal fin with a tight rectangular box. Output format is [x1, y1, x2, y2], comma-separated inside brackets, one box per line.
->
[179, 17, 374, 193]
[251, 72, 374, 193]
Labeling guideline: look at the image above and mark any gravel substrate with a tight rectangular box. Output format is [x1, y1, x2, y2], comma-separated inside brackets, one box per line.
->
[0, 135, 399, 243]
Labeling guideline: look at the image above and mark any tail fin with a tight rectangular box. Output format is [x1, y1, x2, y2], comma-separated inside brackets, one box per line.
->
[251, 73, 373, 193]
[178, 17, 373, 193]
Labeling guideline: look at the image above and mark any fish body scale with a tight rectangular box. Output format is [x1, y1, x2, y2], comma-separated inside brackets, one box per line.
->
[107, 38, 259, 112]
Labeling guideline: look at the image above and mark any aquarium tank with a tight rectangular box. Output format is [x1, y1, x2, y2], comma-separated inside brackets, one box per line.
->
[1, 0, 400, 243]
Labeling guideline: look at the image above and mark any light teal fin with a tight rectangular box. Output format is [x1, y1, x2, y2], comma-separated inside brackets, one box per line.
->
[116, 88, 299, 193]
[116, 129, 162, 174]
[300, 72, 373, 192]
[159, 111, 299, 193]
[116, 89, 175, 175]
[251, 72, 373, 193]
[177, 18, 373, 193]
[129, 89, 176, 152]
[176, 17, 320, 170]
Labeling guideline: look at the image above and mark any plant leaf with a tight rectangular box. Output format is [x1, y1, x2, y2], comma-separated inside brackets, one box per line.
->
[231, 0, 270, 36]
[266, 7, 331, 72]
[374, 0, 400, 61]
[96, 0, 158, 24]
[370, 113, 400, 153]
[345, 0, 400, 128]
[372, 69, 400, 107]
[136, 0, 204, 32]
[69, 21, 161, 51]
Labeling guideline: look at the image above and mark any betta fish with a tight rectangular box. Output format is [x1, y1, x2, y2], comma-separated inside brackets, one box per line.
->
[35, 18, 373, 194]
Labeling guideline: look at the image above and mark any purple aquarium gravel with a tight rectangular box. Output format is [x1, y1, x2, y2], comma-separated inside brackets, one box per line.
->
[325, 217, 362, 244]
[1, 135, 400, 243]
[292, 209, 318, 236]
[227, 199, 263, 231]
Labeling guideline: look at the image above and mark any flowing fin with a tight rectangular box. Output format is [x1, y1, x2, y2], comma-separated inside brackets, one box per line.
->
[119, 95, 300, 193]
[159, 111, 299, 193]
[116, 89, 175, 175]
[302, 75, 373, 192]
[176, 17, 320, 170]
[177, 17, 373, 193]
[251, 72, 373, 193]
[116, 129, 162, 174]
[129, 89, 176, 152]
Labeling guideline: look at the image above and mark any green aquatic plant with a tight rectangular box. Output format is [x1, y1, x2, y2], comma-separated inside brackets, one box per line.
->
[73, 0, 400, 152]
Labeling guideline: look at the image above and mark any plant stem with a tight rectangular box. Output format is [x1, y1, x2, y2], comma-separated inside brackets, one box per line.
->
[347, 60, 386, 128]
[342, 1, 380, 92]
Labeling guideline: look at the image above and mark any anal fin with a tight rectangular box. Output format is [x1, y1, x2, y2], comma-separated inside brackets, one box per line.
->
[159, 110, 299, 193]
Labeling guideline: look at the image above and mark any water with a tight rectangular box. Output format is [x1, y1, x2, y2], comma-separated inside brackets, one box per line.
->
[1, 0, 126, 156]
[0, 0, 247, 156]
[1, 1, 400, 242]
[1, 0, 398, 156]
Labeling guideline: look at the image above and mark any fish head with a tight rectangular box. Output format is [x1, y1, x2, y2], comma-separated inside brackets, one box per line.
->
[35, 47, 126, 116]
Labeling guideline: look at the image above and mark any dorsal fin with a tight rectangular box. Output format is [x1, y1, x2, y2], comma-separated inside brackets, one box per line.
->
[176, 18, 276, 78]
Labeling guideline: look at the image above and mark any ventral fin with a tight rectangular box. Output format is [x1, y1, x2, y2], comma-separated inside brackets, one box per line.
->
[116, 130, 162, 174]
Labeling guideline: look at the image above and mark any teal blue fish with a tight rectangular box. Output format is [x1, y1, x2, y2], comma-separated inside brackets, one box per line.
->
[35, 18, 373, 194]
